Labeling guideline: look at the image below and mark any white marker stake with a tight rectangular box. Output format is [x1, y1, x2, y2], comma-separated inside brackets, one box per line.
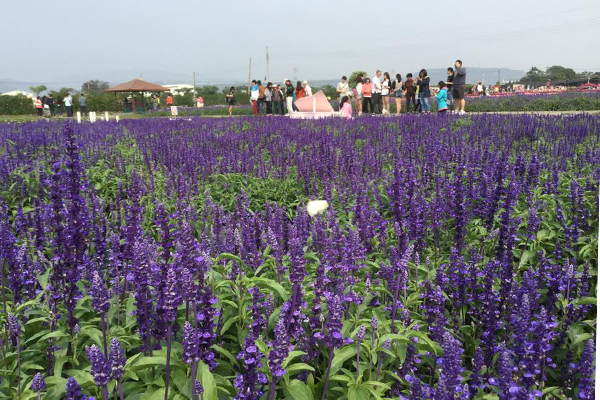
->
[116, 115, 119, 122]
[89, 112, 93, 123]
[105, 111, 109, 121]
[77, 112, 81, 123]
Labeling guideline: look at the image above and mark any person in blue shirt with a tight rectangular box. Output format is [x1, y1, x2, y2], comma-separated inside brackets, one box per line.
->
[436, 81, 449, 113]
[250, 80, 259, 115]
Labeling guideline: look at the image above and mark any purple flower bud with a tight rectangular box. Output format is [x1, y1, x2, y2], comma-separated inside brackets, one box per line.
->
[356, 325, 366, 341]
[64, 377, 85, 400]
[31, 372, 46, 392]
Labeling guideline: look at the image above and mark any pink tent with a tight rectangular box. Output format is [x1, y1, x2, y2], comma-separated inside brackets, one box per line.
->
[293, 90, 334, 113]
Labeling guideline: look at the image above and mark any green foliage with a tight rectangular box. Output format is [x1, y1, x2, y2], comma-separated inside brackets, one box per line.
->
[29, 85, 47, 95]
[349, 71, 367, 89]
[199, 85, 219, 95]
[0, 94, 34, 115]
[81, 80, 110, 93]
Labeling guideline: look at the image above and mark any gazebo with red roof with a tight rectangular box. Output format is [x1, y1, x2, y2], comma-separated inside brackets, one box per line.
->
[104, 78, 170, 113]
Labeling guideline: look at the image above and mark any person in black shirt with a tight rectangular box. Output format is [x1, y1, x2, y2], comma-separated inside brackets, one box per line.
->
[446, 67, 454, 110]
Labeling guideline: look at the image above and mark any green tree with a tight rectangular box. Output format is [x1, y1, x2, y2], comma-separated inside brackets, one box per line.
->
[29, 85, 47, 95]
[199, 85, 219, 95]
[349, 71, 367, 89]
[545, 65, 577, 83]
[519, 67, 547, 85]
[81, 80, 109, 93]
[319, 84, 337, 98]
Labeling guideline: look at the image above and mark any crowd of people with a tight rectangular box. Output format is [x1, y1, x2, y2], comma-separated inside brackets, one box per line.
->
[243, 79, 314, 116]
[243, 59, 468, 118]
[34, 93, 80, 117]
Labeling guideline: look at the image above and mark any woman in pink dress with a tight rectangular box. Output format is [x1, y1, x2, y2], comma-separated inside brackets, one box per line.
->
[340, 96, 352, 119]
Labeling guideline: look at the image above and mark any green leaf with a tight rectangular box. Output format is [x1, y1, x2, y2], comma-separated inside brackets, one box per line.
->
[130, 356, 167, 371]
[250, 277, 290, 301]
[330, 346, 357, 376]
[212, 345, 237, 365]
[285, 363, 315, 375]
[282, 350, 307, 368]
[285, 379, 314, 400]
[198, 361, 218, 400]
[348, 385, 370, 400]
[571, 333, 594, 347]
[574, 297, 596, 306]
[173, 368, 192, 399]
[220, 315, 240, 335]
[146, 388, 166, 400]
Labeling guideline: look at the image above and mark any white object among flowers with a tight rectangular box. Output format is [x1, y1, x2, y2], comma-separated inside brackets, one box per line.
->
[306, 200, 329, 217]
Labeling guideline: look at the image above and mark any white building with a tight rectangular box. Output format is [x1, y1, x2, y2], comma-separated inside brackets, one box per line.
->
[162, 84, 195, 94]
[2, 90, 36, 99]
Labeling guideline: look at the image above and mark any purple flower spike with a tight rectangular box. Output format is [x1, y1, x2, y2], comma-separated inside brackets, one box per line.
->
[86, 345, 110, 386]
[64, 377, 85, 400]
[109, 337, 126, 381]
[91, 271, 110, 314]
[31, 372, 46, 392]
[182, 321, 200, 365]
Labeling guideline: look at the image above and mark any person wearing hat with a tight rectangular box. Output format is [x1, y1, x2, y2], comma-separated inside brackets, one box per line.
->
[302, 80, 312, 97]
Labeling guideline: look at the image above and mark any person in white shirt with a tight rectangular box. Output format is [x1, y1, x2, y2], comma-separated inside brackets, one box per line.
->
[371, 70, 383, 114]
[381, 72, 391, 114]
[302, 80, 312, 97]
[64, 94, 73, 117]
[354, 73, 364, 115]
[336, 76, 350, 104]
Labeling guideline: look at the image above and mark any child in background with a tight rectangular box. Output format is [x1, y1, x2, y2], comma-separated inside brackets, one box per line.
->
[340, 96, 352, 119]
[436, 81, 449, 113]
[361, 78, 373, 114]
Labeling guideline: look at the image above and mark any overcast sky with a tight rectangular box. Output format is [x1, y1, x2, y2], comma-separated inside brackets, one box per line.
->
[1, 0, 599, 84]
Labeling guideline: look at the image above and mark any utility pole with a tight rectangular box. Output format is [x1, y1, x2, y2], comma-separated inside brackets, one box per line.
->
[497, 68, 500, 84]
[248, 57, 252, 93]
[266, 47, 270, 83]
[193, 71, 197, 96]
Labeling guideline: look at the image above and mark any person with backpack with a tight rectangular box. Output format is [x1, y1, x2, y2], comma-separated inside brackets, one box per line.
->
[404, 73, 416, 112]
[393, 74, 403, 114]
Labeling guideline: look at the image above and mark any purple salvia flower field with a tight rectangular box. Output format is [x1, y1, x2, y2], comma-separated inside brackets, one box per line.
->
[0, 114, 597, 399]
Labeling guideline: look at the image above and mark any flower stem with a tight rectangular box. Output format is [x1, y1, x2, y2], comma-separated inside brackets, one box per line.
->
[117, 380, 124, 400]
[100, 313, 108, 358]
[164, 325, 172, 400]
[268, 377, 278, 400]
[190, 362, 197, 400]
[321, 347, 334, 400]
[16, 336, 21, 398]
[102, 385, 109, 400]
[355, 342, 361, 380]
